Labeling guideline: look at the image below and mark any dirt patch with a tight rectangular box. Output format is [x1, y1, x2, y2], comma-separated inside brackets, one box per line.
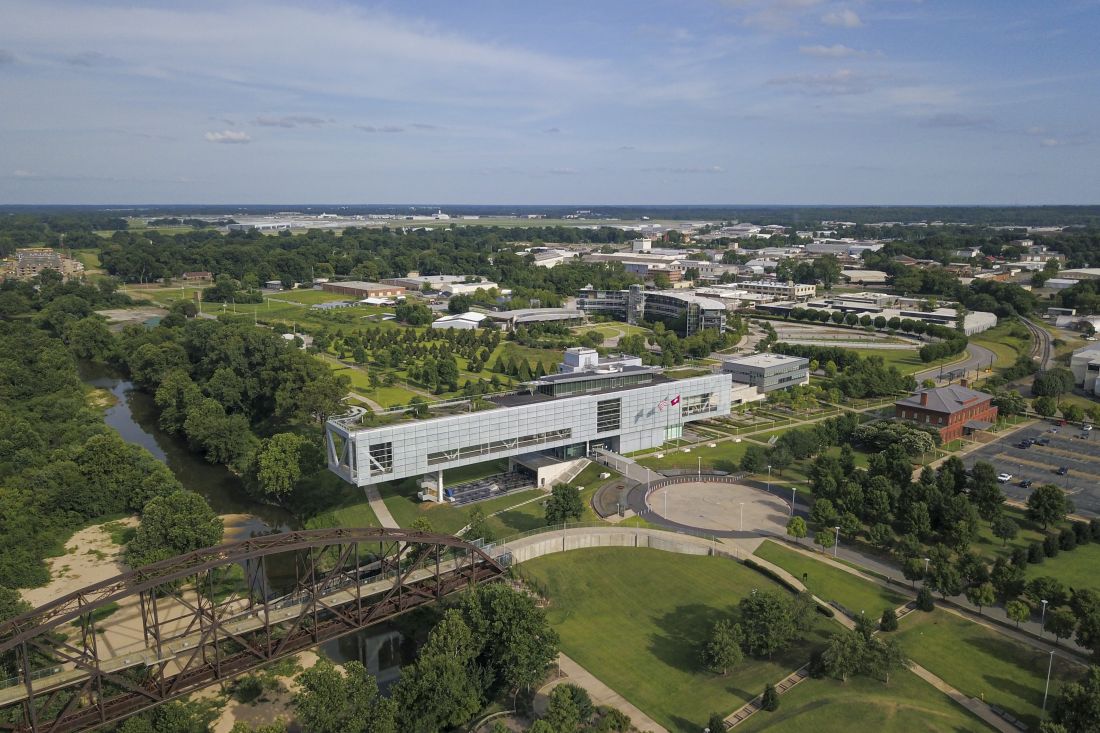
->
[21, 517, 139, 610]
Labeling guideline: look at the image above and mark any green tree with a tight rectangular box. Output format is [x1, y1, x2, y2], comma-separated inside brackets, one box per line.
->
[815, 528, 836, 552]
[1046, 606, 1078, 643]
[992, 515, 1019, 545]
[545, 683, 594, 732]
[117, 700, 219, 733]
[965, 582, 996, 614]
[392, 610, 482, 731]
[252, 433, 308, 500]
[62, 316, 114, 360]
[786, 516, 807, 544]
[154, 369, 203, 435]
[545, 485, 584, 525]
[1051, 666, 1100, 732]
[1006, 599, 1031, 628]
[294, 659, 396, 733]
[1028, 484, 1073, 529]
[1034, 395, 1059, 417]
[821, 629, 866, 682]
[127, 490, 223, 567]
[761, 683, 780, 711]
[701, 619, 744, 675]
[739, 591, 797, 658]
[707, 713, 726, 731]
[880, 608, 898, 632]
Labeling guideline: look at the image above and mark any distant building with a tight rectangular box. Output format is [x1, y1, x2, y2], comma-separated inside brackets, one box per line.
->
[576, 285, 726, 336]
[1, 248, 85, 281]
[430, 312, 488, 330]
[895, 385, 997, 443]
[1070, 344, 1100, 392]
[840, 269, 889, 285]
[441, 280, 502, 296]
[322, 281, 406, 298]
[180, 271, 213, 281]
[1046, 278, 1080, 290]
[310, 300, 356, 311]
[737, 280, 816, 301]
[481, 308, 585, 332]
[557, 347, 643, 374]
[721, 353, 809, 393]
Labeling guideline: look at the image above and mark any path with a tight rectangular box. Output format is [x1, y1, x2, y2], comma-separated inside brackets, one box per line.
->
[366, 486, 398, 529]
[536, 654, 668, 733]
[914, 342, 997, 385]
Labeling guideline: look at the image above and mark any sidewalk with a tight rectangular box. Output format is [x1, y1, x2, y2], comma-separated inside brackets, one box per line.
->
[535, 654, 668, 733]
[365, 486, 398, 529]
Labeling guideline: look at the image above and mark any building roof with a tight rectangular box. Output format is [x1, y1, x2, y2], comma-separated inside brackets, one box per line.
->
[895, 385, 993, 414]
[432, 311, 487, 325]
[330, 281, 397, 290]
[723, 353, 808, 369]
[484, 308, 583, 322]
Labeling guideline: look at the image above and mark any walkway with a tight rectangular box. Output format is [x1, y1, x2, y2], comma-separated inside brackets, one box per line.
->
[536, 654, 668, 733]
[365, 486, 398, 529]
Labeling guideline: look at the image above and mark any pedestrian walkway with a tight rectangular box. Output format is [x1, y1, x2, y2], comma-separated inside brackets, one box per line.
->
[365, 486, 398, 529]
[534, 654, 667, 733]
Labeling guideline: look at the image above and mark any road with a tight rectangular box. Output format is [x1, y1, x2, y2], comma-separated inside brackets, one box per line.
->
[913, 342, 997, 385]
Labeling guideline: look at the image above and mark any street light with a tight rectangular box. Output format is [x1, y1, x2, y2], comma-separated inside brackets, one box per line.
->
[1041, 599, 1049, 636]
[1042, 649, 1055, 717]
[767, 464, 772, 493]
[923, 557, 930, 574]
[790, 487, 797, 516]
[834, 526, 840, 558]
[739, 502, 745, 531]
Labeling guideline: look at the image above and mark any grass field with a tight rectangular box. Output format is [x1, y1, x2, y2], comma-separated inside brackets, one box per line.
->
[635, 441, 749, 472]
[754, 540, 908, 618]
[521, 548, 835, 732]
[894, 609, 1083, 729]
[845, 348, 965, 376]
[735, 666, 994, 733]
[970, 321, 1031, 371]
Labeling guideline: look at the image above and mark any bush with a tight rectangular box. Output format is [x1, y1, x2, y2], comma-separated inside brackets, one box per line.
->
[1029, 541, 1045, 564]
[707, 713, 726, 731]
[231, 674, 265, 704]
[1091, 519, 1100, 541]
[1011, 547, 1029, 567]
[808, 649, 827, 678]
[762, 683, 780, 712]
[1060, 528, 1078, 551]
[1044, 534, 1061, 558]
[1074, 521, 1091, 545]
[917, 586, 935, 612]
[880, 608, 899, 632]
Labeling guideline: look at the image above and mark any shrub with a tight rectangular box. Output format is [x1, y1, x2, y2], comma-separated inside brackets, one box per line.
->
[1073, 521, 1091, 545]
[1060, 528, 1078, 551]
[1091, 519, 1100, 541]
[1010, 547, 1028, 567]
[1044, 534, 1060, 558]
[880, 608, 899, 632]
[917, 586, 935, 612]
[1029, 541, 1045, 564]
[762, 684, 780, 712]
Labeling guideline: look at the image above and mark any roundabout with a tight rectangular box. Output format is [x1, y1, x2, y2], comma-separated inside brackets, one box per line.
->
[634, 476, 792, 538]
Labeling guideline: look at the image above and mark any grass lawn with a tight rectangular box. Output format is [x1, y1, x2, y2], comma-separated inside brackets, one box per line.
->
[635, 441, 749, 472]
[845, 348, 965, 376]
[894, 609, 1083, 729]
[520, 548, 835, 733]
[754, 540, 908, 618]
[735, 666, 994, 733]
[1018, 541, 1100, 595]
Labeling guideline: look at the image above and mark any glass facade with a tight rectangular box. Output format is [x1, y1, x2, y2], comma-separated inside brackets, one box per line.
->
[596, 398, 622, 433]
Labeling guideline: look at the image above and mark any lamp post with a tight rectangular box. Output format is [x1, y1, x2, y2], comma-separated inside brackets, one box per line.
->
[1041, 599, 1049, 637]
[923, 557, 930, 575]
[834, 526, 840, 558]
[1042, 649, 1055, 717]
[739, 502, 745, 531]
[767, 464, 772, 493]
[790, 487, 797, 516]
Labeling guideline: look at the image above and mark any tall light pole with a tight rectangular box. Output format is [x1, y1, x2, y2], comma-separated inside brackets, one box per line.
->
[790, 487, 797, 516]
[1041, 599, 1049, 637]
[767, 464, 772, 493]
[1042, 649, 1055, 717]
[739, 502, 744, 531]
[923, 557, 930, 575]
[834, 526, 840, 558]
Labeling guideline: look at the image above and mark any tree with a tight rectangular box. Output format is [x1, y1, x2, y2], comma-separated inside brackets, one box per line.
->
[865, 637, 909, 685]
[821, 629, 866, 682]
[1034, 395, 1059, 417]
[761, 683, 780, 711]
[1028, 484, 1072, 528]
[1051, 666, 1100, 733]
[739, 591, 797, 658]
[966, 582, 996, 614]
[392, 610, 482, 731]
[252, 433, 307, 500]
[154, 370, 203, 435]
[62, 316, 114, 360]
[740, 445, 766, 473]
[916, 586, 935, 612]
[1006, 599, 1031, 628]
[902, 558, 926, 588]
[701, 619, 744, 675]
[786, 516, 807, 544]
[769, 446, 793, 476]
[1046, 606, 1078, 643]
[880, 608, 898, 632]
[928, 563, 963, 600]
[993, 515, 1019, 545]
[810, 498, 838, 527]
[545, 684, 593, 732]
[707, 713, 727, 732]
[465, 505, 494, 543]
[815, 528, 836, 552]
[294, 659, 396, 733]
[127, 490, 223, 568]
[545, 485, 584, 525]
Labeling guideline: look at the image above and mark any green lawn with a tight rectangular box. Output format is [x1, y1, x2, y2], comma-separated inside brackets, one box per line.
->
[845, 348, 966, 376]
[736, 666, 994, 733]
[894, 609, 1083, 729]
[635, 441, 749, 472]
[520, 548, 835, 733]
[754, 540, 908, 618]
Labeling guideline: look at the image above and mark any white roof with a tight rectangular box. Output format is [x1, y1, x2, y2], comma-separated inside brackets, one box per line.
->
[723, 352, 807, 368]
[432, 311, 487, 324]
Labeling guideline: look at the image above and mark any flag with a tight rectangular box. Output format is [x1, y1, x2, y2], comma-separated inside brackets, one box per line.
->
[658, 398, 669, 411]
[671, 395, 681, 406]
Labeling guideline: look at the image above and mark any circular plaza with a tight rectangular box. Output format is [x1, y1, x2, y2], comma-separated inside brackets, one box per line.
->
[642, 478, 791, 537]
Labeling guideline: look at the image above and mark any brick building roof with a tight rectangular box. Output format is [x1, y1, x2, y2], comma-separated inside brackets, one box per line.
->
[895, 385, 993, 415]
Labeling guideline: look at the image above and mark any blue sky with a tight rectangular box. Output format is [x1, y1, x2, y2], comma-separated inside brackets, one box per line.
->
[0, 0, 1097, 205]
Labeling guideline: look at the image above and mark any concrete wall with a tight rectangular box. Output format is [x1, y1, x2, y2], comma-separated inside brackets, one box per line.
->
[503, 529, 713, 564]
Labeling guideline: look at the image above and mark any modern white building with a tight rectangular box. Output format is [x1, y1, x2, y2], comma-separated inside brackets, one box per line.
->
[721, 353, 810, 393]
[558, 347, 643, 374]
[1071, 344, 1100, 392]
[576, 285, 726, 336]
[325, 367, 733, 497]
[430, 312, 488, 330]
[737, 280, 817, 301]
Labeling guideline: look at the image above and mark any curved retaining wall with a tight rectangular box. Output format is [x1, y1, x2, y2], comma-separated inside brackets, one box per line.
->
[497, 527, 717, 565]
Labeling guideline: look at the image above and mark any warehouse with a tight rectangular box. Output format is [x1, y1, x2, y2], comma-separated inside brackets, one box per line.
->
[321, 281, 407, 298]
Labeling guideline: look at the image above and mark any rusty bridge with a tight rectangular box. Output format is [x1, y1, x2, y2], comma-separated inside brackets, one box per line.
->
[0, 528, 507, 732]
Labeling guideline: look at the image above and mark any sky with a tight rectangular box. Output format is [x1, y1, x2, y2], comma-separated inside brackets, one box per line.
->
[0, 0, 1098, 205]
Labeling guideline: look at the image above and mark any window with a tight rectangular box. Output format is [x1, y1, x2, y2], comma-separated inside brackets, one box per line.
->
[368, 442, 393, 476]
[596, 399, 621, 433]
[427, 428, 572, 466]
[682, 393, 718, 417]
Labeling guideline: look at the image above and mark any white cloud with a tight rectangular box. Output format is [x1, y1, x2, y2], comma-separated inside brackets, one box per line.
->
[0, 49, 14, 65]
[354, 125, 404, 133]
[822, 9, 863, 28]
[1040, 138, 1062, 147]
[642, 165, 725, 174]
[252, 115, 329, 128]
[768, 68, 876, 95]
[722, 0, 825, 31]
[799, 44, 870, 58]
[919, 113, 992, 129]
[65, 50, 119, 66]
[204, 130, 251, 144]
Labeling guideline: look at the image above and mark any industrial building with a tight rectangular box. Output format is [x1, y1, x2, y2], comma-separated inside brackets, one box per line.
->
[736, 280, 817, 301]
[721, 353, 810, 393]
[482, 308, 585, 331]
[321, 281, 407, 298]
[1071, 344, 1100, 393]
[576, 285, 726, 336]
[557, 347, 643, 374]
[325, 362, 732, 499]
[430, 312, 488, 330]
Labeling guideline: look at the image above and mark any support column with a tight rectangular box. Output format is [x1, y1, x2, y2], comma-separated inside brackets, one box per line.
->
[437, 469, 444, 503]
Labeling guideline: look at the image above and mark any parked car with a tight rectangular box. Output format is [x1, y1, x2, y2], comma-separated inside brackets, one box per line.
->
[1037, 437, 1050, 446]
[1019, 479, 1033, 488]
[997, 473, 1013, 483]
[1016, 442, 1031, 449]
[1057, 466, 1069, 476]
[1085, 424, 1093, 432]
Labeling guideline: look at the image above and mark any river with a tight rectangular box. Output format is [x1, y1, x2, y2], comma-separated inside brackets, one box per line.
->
[80, 363, 409, 670]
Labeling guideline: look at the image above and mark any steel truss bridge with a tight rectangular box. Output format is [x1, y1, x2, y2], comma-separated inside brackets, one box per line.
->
[0, 528, 506, 733]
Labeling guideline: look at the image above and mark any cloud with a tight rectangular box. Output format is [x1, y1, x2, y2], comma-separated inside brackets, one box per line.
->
[1040, 138, 1062, 147]
[354, 124, 404, 133]
[799, 44, 872, 59]
[252, 115, 329, 128]
[65, 50, 119, 66]
[204, 130, 251, 144]
[722, 0, 825, 32]
[548, 167, 579, 175]
[543, 127, 562, 134]
[920, 113, 993, 129]
[822, 9, 863, 27]
[0, 49, 14, 65]
[642, 165, 725, 174]
[408, 123, 439, 130]
[768, 68, 877, 95]
[618, 145, 636, 151]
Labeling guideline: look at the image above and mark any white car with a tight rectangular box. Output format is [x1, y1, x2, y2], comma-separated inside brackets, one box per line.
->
[1084, 424, 1093, 432]
[997, 473, 1013, 483]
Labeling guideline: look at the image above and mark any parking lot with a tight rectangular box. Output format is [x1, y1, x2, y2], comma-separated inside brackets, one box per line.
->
[963, 425, 1100, 516]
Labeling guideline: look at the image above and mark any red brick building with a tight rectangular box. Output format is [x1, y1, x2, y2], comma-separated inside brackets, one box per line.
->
[894, 384, 998, 443]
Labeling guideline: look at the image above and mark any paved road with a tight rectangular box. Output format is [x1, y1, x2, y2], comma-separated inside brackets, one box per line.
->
[914, 342, 997, 385]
